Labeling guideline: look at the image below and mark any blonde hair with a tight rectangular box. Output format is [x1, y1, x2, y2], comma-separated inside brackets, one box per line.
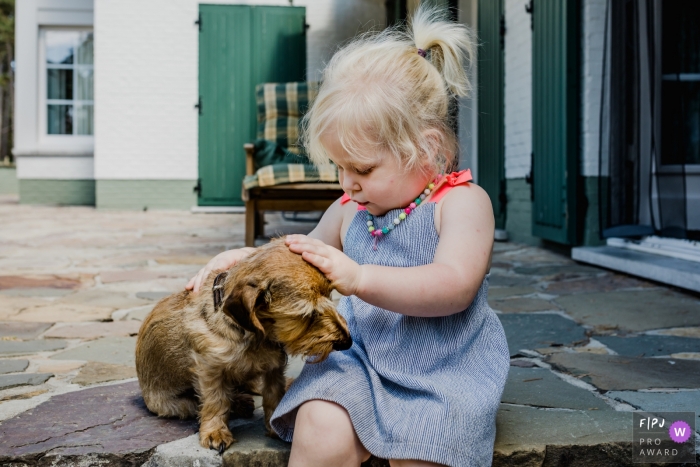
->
[301, 5, 476, 175]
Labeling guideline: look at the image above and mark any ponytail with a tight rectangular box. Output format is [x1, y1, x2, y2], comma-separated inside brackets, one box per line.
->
[410, 5, 476, 97]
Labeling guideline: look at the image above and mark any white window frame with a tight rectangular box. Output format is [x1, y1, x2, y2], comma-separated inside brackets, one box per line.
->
[38, 26, 94, 144]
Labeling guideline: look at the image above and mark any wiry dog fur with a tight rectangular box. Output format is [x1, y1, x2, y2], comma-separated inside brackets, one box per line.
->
[135, 239, 351, 452]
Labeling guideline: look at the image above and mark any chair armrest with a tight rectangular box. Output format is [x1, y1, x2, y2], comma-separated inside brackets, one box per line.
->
[244, 143, 255, 176]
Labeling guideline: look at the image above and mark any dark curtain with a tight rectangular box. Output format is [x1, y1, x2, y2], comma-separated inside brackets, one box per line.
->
[599, 0, 694, 239]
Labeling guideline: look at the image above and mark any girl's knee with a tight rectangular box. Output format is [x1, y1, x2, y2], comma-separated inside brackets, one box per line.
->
[295, 400, 359, 445]
[291, 400, 370, 465]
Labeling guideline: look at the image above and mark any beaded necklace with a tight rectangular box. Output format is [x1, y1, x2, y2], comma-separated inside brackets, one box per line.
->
[366, 174, 443, 249]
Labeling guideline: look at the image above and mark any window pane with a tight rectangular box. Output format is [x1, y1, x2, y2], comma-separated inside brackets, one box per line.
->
[662, 1, 700, 74]
[46, 31, 81, 65]
[662, 82, 700, 165]
[74, 104, 94, 135]
[48, 105, 73, 135]
[76, 32, 94, 65]
[661, 1, 700, 165]
[76, 67, 93, 100]
[47, 69, 73, 100]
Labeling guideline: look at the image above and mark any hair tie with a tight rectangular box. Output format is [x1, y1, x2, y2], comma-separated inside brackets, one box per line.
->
[417, 48, 427, 58]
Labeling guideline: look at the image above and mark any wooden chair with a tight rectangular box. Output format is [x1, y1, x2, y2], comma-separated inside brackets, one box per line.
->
[241, 83, 343, 246]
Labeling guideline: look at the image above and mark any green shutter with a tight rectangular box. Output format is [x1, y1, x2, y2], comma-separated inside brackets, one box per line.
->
[531, 0, 578, 244]
[198, 5, 306, 206]
[477, 0, 506, 229]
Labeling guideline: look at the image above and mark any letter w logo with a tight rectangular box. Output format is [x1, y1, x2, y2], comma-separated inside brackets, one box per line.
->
[674, 427, 686, 437]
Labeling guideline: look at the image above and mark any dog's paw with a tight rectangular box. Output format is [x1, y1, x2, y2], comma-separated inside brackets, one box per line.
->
[199, 427, 235, 454]
[230, 393, 255, 419]
[265, 428, 281, 440]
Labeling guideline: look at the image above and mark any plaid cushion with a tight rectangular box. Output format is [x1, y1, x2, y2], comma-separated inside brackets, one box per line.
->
[256, 82, 320, 154]
[243, 163, 338, 190]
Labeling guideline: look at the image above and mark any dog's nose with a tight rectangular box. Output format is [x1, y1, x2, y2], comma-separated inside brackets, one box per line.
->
[333, 337, 352, 351]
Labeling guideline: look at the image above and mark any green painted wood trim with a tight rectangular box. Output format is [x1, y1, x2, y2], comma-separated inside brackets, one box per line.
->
[506, 177, 604, 247]
[0, 167, 18, 195]
[96, 180, 197, 210]
[505, 178, 542, 246]
[477, 0, 506, 229]
[197, 5, 306, 207]
[19, 179, 95, 206]
[531, 0, 579, 244]
[581, 176, 605, 246]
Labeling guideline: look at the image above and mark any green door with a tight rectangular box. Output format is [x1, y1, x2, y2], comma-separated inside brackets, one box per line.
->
[531, 0, 578, 243]
[477, 0, 506, 229]
[198, 5, 306, 206]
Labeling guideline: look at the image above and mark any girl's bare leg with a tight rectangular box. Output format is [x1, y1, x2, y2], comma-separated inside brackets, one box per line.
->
[288, 400, 371, 467]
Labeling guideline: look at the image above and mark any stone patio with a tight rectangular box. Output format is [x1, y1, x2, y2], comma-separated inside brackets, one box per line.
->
[0, 193, 698, 466]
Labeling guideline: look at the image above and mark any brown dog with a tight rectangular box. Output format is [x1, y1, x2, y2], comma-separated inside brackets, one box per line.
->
[135, 239, 351, 452]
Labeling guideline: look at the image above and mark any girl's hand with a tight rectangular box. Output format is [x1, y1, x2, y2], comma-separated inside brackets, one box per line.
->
[286, 235, 362, 296]
[185, 247, 256, 294]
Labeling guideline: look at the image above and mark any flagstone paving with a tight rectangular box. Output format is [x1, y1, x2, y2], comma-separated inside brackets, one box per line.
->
[0, 322, 52, 339]
[547, 352, 700, 390]
[50, 336, 137, 367]
[43, 320, 141, 340]
[0, 195, 698, 466]
[0, 373, 53, 390]
[554, 289, 700, 332]
[0, 339, 68, 356]
[501, 367, 610, 411]
[595, 334, 700, 357]
[606, 390, 700, 420]
[0, 359, 29, 374]
[498, 313, 588, 357]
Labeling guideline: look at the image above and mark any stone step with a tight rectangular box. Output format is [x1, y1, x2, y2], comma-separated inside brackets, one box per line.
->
[3, 380, 696, 467]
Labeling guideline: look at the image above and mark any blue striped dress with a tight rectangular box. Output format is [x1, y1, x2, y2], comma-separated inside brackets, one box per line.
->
[270, 200, 510, 467]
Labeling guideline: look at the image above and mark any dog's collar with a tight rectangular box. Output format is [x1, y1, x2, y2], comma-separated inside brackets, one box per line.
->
[212, 272, 227, 310]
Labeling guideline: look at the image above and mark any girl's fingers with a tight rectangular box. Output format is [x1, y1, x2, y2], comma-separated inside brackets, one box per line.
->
[286, 234, 325, 247]
[285, 234, 305, 244]
[288, 242, 328, 258]
[193, 270, 206, 294]
[301, 251, 330, 272]
[186, 268, 202, 291]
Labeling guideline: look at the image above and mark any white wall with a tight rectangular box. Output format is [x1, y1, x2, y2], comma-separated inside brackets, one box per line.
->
[457, 0, 478, 176]
[503, 0, 532, 180]
[580, 0, 607, 177]
[14, 0, 94, 179]
[93, 0, 385, 181]
[17, 157, 94, 179]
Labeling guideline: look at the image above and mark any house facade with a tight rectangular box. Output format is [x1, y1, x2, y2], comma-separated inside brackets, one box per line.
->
[13, 0, 480, 210]
[478, 0, 700, 291]
[13, 0, 388, 208]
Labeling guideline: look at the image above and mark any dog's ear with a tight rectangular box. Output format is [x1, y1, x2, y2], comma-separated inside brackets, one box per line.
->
[223, 281, 266, 335]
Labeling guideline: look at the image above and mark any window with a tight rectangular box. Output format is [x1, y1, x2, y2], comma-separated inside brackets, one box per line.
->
[45, 30, 93, 136]
[661, 1, 700, 165]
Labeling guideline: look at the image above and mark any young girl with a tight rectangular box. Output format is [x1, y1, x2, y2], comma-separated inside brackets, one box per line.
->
[187, 6, 509, 466]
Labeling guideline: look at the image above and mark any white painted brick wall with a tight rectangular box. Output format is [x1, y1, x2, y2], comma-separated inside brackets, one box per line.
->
[503, 0, 532, 180]
[581, 0, 607, 177]
[93, 0, 384, 180]
[457, 0, 478, 177]
[17, 157, 94, 180]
